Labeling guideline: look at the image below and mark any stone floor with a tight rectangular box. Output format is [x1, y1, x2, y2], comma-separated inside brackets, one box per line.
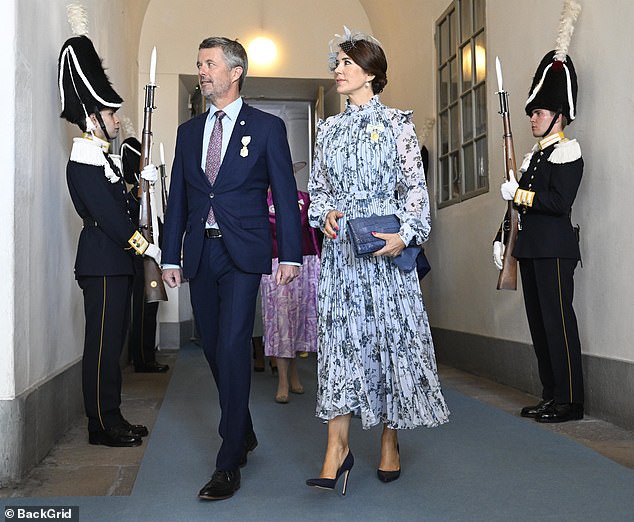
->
[1, 357, 632, 498]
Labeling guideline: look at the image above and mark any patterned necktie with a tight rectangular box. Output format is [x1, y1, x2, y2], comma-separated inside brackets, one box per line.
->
[205, 110, 226, 225]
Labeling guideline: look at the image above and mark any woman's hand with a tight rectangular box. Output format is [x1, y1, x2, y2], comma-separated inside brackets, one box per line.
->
[372, 232, 406, 258]
[324, 209, 344, 239]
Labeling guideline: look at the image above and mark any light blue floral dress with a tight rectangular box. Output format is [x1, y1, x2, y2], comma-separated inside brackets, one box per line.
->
[308, 96, 449, 430]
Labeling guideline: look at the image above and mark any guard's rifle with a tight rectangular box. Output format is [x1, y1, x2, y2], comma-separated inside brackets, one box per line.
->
[495, 56, 519, 291]
[137, 47, 168, 302]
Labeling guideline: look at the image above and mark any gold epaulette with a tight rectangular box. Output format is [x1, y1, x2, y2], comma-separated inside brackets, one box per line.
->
[128, 230, 149, 255]
[514, 188, 535, 207]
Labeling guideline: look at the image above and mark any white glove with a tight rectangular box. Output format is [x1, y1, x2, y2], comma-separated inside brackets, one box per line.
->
[500, 170, 519, 200]
[141, 164, 158, 182]
[493, 241, 505, 271]
[145, 243, 162, 265]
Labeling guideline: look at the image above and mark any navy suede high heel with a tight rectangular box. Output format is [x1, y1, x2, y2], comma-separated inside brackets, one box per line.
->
[377, 444, 400, 483]
[306, 451, 354, 495]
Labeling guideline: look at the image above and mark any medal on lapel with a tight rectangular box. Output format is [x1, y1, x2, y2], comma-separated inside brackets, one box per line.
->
[240, 136, 251, 157]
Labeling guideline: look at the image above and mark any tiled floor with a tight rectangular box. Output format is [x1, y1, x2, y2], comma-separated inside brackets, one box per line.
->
[1, 357, 632, 498]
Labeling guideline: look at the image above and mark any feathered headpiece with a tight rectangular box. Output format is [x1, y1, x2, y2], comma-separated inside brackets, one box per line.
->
[327, 26, 382, 72]
[58, 3, 123, 130]
[525, 0, 582, 122]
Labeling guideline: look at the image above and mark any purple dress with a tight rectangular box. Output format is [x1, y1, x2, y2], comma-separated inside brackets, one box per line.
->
[261, 191, 321, 358]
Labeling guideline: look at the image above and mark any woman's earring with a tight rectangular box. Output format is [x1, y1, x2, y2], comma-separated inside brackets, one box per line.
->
[365, 81, 370, 88]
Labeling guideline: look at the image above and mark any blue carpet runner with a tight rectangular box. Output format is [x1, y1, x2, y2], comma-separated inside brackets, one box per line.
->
[3, 342, 633, 521]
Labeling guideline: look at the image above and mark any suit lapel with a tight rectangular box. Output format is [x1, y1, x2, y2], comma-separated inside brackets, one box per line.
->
[192, 111, 208, 182]
[218, 103, 252, 178]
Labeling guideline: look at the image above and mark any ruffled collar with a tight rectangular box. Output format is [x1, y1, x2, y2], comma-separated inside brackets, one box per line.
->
[70, 135, 121, 184]
[345, 95, 383, 113]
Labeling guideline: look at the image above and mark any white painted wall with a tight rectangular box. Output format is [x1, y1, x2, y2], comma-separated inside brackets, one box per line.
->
[0, 0, 17, 399]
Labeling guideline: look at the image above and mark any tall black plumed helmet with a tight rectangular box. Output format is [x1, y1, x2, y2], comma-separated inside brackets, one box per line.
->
[120, 137, 142, 185]
[58, 35, 123, 129]
[525, 50, 578, 123]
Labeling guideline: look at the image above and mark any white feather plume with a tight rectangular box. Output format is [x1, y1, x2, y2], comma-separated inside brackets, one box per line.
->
[554, 0, 582, 62]
[66, 3, 89, 36]
[120, 116, 137, 140]
[418, 117, 436, 145]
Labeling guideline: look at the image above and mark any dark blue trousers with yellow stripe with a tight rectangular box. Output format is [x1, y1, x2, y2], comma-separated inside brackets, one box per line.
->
[519, 258, 584, 406]
[78, 275, 133, 432]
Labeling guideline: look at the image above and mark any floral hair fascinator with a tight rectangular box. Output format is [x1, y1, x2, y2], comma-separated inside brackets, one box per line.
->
[327, 26, 382, 72]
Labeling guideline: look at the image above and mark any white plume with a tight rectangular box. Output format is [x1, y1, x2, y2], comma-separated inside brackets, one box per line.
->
[418, 117, 436, 145]
[66, 3, 89, 36]
[120, 116, 137, 140]
[554, 0, 582, 61]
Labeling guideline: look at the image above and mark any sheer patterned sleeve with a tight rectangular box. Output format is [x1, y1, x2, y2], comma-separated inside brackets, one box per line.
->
[390, 109, 431, 246]
[308, 119, 337, 231]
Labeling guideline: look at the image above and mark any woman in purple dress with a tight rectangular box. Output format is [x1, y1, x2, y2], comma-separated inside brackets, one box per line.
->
[261, 165, 321, 403]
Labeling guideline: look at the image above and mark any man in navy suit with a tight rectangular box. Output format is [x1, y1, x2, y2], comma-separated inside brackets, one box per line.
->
[161, 37, 302, 500]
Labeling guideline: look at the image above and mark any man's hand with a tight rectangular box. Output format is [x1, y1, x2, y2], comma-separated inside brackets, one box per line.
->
[162, 268, 182, 288]
[145, 243, 162, 265]
[372, 232, 406, 258]
[324, 209, 344, 239]
[500, 169, 519, 200]
[493, 241, 505, 271]
[275, 264, 300, 286]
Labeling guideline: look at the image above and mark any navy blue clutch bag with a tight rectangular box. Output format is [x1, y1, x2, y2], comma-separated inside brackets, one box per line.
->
[347, 214, 420, 272]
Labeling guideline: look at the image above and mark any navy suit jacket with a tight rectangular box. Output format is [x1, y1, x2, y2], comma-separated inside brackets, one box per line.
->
[162, 102, 302, 278]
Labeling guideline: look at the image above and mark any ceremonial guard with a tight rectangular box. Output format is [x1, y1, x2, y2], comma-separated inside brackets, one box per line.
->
[58, 28, 161, 445]
[494, 1, 584, 423]
[120, 136, 169, 373]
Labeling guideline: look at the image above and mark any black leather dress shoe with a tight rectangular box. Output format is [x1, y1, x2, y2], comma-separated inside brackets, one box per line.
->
[198, 469, 240, 500]
[520, 399, 555, 418]
[536, 403, 584, 423]
[135, 361, 170, 373]
[239, 431, 258, 467]
[120, 419, 149, 438]
[89, 426, 143, 447]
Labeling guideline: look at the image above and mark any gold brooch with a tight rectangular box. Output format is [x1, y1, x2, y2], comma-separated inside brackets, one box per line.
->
[366, 123, 385, 143]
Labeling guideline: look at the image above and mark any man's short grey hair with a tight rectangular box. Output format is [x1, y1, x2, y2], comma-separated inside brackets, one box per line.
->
[199, 37, 248, 90]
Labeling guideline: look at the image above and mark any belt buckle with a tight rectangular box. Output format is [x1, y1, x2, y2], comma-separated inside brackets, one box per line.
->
[206, 228, 222, 238]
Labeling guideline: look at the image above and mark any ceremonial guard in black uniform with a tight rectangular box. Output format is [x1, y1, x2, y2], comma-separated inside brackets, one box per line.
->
[495, 40, 584, 423]
[120, 137, 169, 373]
[58, 34, 162, 446]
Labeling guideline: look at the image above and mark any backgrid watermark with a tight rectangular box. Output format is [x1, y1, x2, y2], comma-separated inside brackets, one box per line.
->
[4, 506, 78, 521]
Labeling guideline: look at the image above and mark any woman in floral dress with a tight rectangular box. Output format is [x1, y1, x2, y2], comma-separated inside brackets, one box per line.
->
[306, 29, 449, 492]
